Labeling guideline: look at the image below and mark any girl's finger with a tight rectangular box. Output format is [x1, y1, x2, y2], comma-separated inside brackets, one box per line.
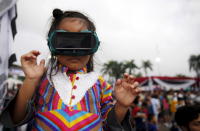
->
[123, 73, 129, 82]
[128, 75, 136, 84]
[39, 59, 45, 68]
[31, 50, 40, 56]
[21, 55, 36, 63]
[130, 82, 139, 93]
[21, 50, 40, 61]
[115, 79, 122, 87]
[135, 88, 141, 93]
[123, 73, 136, 84]
[133, 82, 139, 88]
[122, 82, 133, 91]
[131, 86, 140, 94]
[24, 54, 36, 59]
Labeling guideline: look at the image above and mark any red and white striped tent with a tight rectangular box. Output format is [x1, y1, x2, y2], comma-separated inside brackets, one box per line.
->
[135, 76, 200, 91]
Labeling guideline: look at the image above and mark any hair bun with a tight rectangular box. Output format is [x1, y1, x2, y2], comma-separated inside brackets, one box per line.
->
[53, 8, 63, 19]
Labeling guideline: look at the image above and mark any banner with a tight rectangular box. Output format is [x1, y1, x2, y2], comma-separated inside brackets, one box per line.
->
[0, 0, 17, 112]
[136, 76, 198, 91]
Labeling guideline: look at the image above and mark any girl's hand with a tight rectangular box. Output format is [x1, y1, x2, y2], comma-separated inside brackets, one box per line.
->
[114, 73, 140, 108]
[21, 50, 46, 81]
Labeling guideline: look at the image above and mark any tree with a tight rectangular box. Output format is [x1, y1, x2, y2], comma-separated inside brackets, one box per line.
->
[189, 54, 200, 87]
[123, 59, 139, 75]
[101, 60, 125, 81]
[175, 74, 188, 78]
[135, 72, 143, 78]
[141, 60, 153, 76]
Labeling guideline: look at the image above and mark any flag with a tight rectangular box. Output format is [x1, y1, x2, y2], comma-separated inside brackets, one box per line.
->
[0, 0, 17, 112]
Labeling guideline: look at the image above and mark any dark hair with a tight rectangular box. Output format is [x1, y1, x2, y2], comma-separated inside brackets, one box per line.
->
[48, 8, 96, 73]
[48, 9, 96, 36]
[133, 95, 140, 105]
[175, 105, 200, 127]
[152, 94, 158, 99]
[147, 114, 155, 122]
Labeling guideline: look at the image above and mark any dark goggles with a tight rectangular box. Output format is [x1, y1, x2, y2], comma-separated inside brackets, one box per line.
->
[48, 30, 100, 56]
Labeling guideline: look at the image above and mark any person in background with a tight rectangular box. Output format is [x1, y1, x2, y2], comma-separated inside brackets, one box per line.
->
[175, 105, 200, 131]
[147, 114, 157, 131]
[151, 94, 160, 123]
[132, 96, 148, 131]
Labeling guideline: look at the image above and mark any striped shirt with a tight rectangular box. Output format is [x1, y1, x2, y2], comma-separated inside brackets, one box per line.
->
[30, 66, 113, 131]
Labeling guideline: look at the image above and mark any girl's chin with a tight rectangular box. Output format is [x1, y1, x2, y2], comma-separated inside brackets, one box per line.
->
[67, 64, 83, 71]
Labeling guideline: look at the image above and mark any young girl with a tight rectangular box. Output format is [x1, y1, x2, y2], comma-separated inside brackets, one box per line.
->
[0, 9, 140, 131]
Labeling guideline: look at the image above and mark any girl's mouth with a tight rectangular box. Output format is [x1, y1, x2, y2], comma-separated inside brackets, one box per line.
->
[67, 57, 80, 62]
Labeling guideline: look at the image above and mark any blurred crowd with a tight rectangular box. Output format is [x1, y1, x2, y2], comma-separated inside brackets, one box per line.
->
[125, 88, 200, 131]
[1, 82, 200, 131]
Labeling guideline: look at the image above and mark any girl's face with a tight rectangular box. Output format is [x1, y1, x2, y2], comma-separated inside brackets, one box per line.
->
[56, 18, 91, 71]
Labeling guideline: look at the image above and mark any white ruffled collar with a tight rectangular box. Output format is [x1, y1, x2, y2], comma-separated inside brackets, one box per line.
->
[47, 66, 99, 106]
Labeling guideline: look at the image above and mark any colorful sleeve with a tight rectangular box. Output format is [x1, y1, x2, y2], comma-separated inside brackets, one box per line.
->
[98, 77, 133, 131]
[98, 76, 114, 121]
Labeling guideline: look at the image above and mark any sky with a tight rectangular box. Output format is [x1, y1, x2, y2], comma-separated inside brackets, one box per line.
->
[13, 0, 200, 77]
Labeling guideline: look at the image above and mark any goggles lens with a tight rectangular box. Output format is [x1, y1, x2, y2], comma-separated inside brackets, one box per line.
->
[48, 30, 100, 56]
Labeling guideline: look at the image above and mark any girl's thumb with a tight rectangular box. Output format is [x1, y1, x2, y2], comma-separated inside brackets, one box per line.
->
[39, 59, 45, 68]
